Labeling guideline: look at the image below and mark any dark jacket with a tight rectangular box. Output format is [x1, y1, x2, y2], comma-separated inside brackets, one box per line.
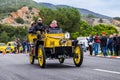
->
[28, 23, 47, 34]
[113, 36, 117, 46]
[28, 26, 36, 34]
[116, 36, 120, 44]
[100, 36, 107, 47]
[107, 38, 113, 48]
[34, 23, 46, 33]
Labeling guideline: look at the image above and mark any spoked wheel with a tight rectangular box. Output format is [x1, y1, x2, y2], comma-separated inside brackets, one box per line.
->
[38, 45, 46, 68]
[73, 44, 83, 67]
[29, 47, 35, 64]
[58, 58, 65, 64]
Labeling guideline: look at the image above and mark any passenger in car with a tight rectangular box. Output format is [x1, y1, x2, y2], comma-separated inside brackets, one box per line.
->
[49, 20, 62, 33]
[49, 20, 58, 28]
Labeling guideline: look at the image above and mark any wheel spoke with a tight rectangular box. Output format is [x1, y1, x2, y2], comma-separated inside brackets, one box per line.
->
[73, 45, 83, 67]
[38, 48, 43, 66]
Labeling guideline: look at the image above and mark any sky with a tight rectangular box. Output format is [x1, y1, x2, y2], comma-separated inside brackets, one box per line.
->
[33, 0, 120, 17]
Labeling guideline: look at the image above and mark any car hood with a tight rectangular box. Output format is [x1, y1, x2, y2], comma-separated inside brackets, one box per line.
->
[45, 33, 64, 39]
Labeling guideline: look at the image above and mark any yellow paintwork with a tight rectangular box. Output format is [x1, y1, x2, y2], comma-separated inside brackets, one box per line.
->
[27, 34, 37, 43]
[0, 43, 7, 52]
[28, 33, 72, 48]
[29, 49, 34, 64]
[44, 33, 72, 47]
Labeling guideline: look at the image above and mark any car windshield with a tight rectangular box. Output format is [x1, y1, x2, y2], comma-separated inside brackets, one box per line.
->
[0, 43, 5, 46]
[48, 27, 62, 34]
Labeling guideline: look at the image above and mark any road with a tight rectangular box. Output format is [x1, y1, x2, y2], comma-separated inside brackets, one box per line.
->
[0, 53, 120, 80]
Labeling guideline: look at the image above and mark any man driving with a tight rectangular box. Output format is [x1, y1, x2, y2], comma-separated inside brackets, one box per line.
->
[29, 17, 47, 34]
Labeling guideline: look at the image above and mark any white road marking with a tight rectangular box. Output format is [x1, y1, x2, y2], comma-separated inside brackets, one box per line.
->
[94, 69, 120, 75]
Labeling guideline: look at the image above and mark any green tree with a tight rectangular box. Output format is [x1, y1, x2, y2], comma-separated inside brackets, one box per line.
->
[55, 8, 81, 32]
[39, 8, 55, 25]
[15, 17, 24, 24]
[113, 17, 120, 21]
[87, 14, 97, 18]
[71, 32, 79, 39]
[0, 31, 9, 43]
[0, 24, 28, 42]
[79, 21, 92, 36]
[93, 24, 118, 35]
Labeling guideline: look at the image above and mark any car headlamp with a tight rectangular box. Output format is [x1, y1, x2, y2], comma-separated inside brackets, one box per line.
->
[65, 32, 70, 39]
[59, 39, 66, 45]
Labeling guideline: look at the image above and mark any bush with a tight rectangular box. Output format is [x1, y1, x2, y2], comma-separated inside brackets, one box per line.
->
[15, 17, 24, 24]
[0, 24, 28, 43]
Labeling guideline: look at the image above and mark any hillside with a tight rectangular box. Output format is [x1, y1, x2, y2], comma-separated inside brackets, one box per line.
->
[0, 0, 113, 22]
[1, 6, 39, 27]
[0, 0, 112, 19]
[0, 0, 41, 19]
[39, 3, 112, 19]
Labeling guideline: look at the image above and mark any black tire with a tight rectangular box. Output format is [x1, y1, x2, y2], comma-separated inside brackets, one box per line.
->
[38, 45, 46, 68]
[58, 58, 65, 64]
[29, 48, 35, 64]
[73, 44, 83, 67]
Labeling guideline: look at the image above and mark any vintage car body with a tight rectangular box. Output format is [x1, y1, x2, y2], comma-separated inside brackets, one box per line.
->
[28, 28, 83, 68]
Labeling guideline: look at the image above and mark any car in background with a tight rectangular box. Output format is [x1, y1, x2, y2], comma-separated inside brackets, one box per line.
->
[77, 37, 89, 52]
[6, 41, 23, 53]
[0, 43, 11, 53]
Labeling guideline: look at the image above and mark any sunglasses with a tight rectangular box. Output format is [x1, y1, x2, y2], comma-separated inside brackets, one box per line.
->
[38, 20, 42, 21]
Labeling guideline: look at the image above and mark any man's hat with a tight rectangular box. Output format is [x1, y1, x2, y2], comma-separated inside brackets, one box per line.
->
[103, 32, 106, 34]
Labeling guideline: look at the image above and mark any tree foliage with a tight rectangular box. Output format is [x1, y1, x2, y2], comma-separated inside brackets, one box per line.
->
[86, 14, 97, 18]
[0, 31, 9, 43]
[93, 24, 118, 35]
[0, 24, 28, 43]
[15, 17, 24, 24]
[113, 17, 120, 21]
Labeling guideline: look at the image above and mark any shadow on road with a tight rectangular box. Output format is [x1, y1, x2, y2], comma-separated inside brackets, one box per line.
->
[45, 63, 76, 69]
[28, 63, 77, 69]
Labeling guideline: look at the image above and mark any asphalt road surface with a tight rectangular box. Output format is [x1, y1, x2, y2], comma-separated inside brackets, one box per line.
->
[0, 53, 120, 80]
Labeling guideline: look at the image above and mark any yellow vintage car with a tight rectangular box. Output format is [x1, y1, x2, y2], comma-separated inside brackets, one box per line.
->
[28, 28, 83, 68]
[6, 41, 23, 53]
[0, 43, 11, 53]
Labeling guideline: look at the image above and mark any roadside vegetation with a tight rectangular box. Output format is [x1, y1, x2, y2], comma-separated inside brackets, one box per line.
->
[0, 24, 27, 43]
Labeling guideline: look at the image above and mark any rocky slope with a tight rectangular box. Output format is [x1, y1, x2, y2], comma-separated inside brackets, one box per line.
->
[0, 6, 39, 27]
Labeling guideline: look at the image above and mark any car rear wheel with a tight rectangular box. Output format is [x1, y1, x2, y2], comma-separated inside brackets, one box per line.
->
[73, 44, 83, 67]
[38, 45, 46, 68]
